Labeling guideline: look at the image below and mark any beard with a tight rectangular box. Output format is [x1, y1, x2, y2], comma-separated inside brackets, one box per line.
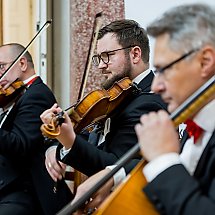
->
[101, 57, 132, 90]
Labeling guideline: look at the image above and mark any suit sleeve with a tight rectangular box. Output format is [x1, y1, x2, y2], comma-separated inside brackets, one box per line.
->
[57, 93, 167, 176]
[0, 84, 56, 157]
[143, 164, 215, 215]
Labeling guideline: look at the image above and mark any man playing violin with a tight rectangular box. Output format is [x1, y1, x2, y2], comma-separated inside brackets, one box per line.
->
[0, 43, 72, 215]
[41, 19, 167, 208]
[135, 3, 215, 215]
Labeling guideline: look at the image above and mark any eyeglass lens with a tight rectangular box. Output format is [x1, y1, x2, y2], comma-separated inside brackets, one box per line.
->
[92, 52, 109, 66]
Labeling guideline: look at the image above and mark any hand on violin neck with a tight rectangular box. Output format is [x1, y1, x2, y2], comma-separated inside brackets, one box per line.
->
[40, 103, 76, 148]
[0, 79, 10, 90]
[56, 110, 76, 150]
[40, 103, 62, 124]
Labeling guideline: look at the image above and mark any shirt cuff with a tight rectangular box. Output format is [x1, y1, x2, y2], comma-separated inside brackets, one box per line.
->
[60, 146, 71, 159]
[143, 153, 181, 182]
[45, 145, 57, 157]
[106, 165, 126, 189]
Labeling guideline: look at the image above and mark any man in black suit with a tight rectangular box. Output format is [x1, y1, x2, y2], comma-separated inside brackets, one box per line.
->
[41, 19, 167, 205]
[0, 43, 72, 215]
[135, 3, 215, 215]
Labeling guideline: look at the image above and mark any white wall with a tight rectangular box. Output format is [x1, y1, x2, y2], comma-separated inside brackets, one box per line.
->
[125, 0, 215, 67]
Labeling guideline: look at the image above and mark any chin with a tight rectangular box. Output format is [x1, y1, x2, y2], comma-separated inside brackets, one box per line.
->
[167, 103, 178, 113]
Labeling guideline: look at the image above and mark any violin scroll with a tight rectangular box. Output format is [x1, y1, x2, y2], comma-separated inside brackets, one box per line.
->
[0, 80, 26, 108]
[40, 111, 65, 139]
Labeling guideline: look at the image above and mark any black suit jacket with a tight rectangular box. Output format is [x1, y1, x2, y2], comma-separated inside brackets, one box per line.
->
[143, 131, 215, 215]
[57, 71, 167, 176]
[0, 77, 72, 215]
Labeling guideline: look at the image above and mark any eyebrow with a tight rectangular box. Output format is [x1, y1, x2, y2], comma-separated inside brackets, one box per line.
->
[99, 50, 111, 53]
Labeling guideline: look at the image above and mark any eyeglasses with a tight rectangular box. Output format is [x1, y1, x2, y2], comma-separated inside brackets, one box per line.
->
[0, 58, 33, 73]
[92, 45, 135, 66]
[154, 48, 199, 75]
[0, 61, 14, 72]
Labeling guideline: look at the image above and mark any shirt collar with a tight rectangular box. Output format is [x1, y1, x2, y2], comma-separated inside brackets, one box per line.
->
[194, 99, 215, 133]
[132, 69, 151, 84]
[23, 74, 37, 85]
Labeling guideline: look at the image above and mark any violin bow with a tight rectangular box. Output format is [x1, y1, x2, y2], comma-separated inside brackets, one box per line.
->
[77, 12, 103, 101]
[0, 20, 52, 81]
[56, 75, 215, 215]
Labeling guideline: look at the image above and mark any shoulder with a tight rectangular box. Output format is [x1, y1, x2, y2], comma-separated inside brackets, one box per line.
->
[18, 79, 56, 106]
[27, 77, 54, 96]
[111, 92, 167, 124]
[126, 92, 167, 113]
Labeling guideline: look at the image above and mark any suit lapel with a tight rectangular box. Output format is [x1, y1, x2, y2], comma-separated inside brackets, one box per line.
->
[2, 77, 43, 127]
[194, 130, 215, 178]
[27, 76, 43, 88]
[180, 131, 189, 153]
[137, 71, 154, 93]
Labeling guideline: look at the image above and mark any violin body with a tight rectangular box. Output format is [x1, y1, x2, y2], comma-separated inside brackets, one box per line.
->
[68, 89, 110, 133]
[106, 77, 133, 115]
[94, 160, 159, 215]
[70, 77, 133, 133]
[0, 80, 25, 108]
[40, 77, 134, 192]
[41, 77, 134, 137]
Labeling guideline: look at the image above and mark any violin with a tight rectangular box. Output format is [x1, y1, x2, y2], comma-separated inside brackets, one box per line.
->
[40, 77, 135, 138]
[0, 80, 26, 108]
[0, 21, 51, 109]
[55, 76, 215, 215]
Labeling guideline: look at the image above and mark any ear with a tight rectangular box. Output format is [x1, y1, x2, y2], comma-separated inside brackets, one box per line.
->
[130, 46, 142, 64]
[200, 46, 215, 78]
[19, 57, 28, 71]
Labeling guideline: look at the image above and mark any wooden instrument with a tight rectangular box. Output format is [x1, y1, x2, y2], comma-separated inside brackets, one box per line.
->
[94, 75, 215, 215]
[40, 77, 133, 137]
[0, 21, 51, 108]
[95, 160, 158, 215]
[56, 75, 215, 215]
[0, 80, 25, 108]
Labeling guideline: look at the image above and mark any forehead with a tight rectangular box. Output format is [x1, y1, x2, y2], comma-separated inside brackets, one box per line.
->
[97, 33, 121, 53]
[0, 46, 11, 62]
[153, 33, 180, 67]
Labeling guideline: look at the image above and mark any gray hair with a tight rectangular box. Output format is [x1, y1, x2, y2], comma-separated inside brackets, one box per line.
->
[147, 3, 215, 53]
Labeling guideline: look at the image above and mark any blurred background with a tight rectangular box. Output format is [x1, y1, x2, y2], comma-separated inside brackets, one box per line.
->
[0, 0, 214, 109]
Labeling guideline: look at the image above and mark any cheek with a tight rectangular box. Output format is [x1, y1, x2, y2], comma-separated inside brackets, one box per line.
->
[110, 57, 125, 73]
[165, 74, 183, 101]
[166, 75, 193, 106]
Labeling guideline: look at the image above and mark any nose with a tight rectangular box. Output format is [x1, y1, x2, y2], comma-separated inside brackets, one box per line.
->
[151, 74, 165, 94]
[98, 60, 108, 69]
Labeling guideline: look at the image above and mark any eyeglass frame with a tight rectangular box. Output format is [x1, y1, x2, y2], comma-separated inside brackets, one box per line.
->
[0, 57, 33, 72]
[154, 48, 199, 75]
[92, 45, 136, 66]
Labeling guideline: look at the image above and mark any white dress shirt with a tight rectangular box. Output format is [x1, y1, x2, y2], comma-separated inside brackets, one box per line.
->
[143, 99, 215, 182]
